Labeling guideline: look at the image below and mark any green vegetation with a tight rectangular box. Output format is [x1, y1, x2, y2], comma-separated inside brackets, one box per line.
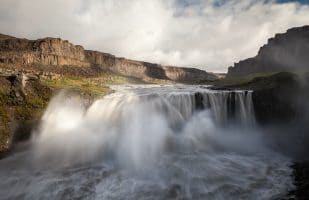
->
[0, 99, 10, 126]
[208, 72, 300, 90]
[0, 93, 49, 153]
[0, 75, 53, 154]
[196, 72, 277, 88]
[142, 77, 175, 85]
[42, 74, 128, 97]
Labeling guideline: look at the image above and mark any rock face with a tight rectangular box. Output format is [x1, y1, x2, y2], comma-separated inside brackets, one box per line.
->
[0, 36, 88, 67]
[0, 72, 52, 156]
[0, 34, 216, 82]
[228, 26, 309, 77]
[251, 73, 301, 125]
[214, 72, 308, 125]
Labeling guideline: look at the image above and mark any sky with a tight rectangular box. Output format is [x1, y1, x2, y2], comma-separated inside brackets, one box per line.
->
[0, 0, 308, 72]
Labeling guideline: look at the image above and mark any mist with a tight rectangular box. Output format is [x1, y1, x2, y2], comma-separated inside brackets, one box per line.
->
[0, 85, 298, 199]
[258, 73, 309, 159]
[30, 86, 278, 170]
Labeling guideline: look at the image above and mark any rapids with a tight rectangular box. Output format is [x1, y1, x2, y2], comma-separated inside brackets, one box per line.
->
[0, 85, 293, 200]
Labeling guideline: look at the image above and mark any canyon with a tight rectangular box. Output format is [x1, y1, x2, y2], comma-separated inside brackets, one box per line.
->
[1, 26, 309, 199]
[0, 33, 216, 83]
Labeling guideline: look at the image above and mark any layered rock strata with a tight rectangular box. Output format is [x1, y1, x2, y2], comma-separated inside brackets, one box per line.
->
[0, 34, 216, 82]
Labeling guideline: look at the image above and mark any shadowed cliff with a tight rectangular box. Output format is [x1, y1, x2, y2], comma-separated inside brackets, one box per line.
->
[228, 26, 309, 78]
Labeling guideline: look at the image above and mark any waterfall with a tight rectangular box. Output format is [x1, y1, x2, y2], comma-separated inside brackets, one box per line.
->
[0, 85, 293, 200]
[199, 91, 256, 126]
[116, 85, 257, 127]
[30, 85, 257, 168]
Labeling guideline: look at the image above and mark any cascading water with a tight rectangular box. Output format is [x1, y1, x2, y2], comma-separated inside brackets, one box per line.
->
[0, 85, 293, 200]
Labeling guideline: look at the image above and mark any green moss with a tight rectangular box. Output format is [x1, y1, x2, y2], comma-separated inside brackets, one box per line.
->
[41, 74, 130, 97]
[209, 72, 301, 91]
[0, 94, 13, 152]
[0, 93, 18, 106]
[0, 89, 49, 124]
[210, 72, 278, 88]
[145, 78, 174, 85]
[0, 80, 53, 153]
[0, 105, 9, 127]
[14, 106, 32, 120]
[26, 95, 48, 108]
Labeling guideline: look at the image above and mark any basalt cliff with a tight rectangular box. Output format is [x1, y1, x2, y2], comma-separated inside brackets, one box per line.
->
[0, 33, 216, 82]
[228, 26, 309, 78]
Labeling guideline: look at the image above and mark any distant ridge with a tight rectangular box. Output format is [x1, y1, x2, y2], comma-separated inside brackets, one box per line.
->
[0, 33, 217, 82]
[0, 33, 15, 40]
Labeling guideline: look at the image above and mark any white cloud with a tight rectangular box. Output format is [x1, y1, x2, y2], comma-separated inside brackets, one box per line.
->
[0, 0, 308, 72]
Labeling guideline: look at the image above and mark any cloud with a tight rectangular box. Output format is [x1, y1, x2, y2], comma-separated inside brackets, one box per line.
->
[0, 0, 308, 72]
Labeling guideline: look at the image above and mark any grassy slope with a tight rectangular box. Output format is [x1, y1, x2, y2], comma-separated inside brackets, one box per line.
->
[206, 72, 305, 90]
[42, 74, 126, 97]
[203, 72, 277, 89]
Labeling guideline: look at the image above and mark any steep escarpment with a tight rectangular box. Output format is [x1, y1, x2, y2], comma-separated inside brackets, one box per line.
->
[163, 66, 214, 82]
[0, 36, 88, 67]
[0, 34, 216, 82]
[228, 26, 309, 78]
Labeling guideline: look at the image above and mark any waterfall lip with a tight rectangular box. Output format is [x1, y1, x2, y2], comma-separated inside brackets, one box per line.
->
[97, 85, 257, 130]
[27, 85, 257, 173]
[110, 84, 254, 96]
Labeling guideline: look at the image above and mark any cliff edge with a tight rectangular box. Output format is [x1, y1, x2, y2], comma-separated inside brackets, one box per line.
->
[228, 26, 309, 78]
[0, 34, 216, 83]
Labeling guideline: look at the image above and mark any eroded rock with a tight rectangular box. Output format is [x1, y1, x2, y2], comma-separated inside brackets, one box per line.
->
[0, 34, 217, 82]
[228, 26, 309, 78]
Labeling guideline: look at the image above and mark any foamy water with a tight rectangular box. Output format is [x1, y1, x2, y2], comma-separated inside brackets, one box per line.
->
[0, 85, 294, 200]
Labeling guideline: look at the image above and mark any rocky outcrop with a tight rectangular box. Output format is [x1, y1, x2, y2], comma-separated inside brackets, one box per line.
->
[0, 72, 52, 156]
[84, 50, 115, 69]
[213, 72, 308, 125]
[228, 26, 309, 78]
[0, 36, 89, 67]
[0, 34, 216, 82]
[163, 66, 214, 82]
[251, 73, 301, 125]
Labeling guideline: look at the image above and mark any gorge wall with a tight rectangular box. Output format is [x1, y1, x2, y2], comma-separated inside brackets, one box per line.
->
[228, 26, 309, 78]
[0, 34, 216, 82]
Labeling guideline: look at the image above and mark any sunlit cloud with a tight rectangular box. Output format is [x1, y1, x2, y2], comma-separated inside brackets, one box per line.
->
[0, 0, 308, 72]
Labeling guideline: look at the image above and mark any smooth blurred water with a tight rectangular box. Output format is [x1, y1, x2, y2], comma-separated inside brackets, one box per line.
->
[0, 85, 294, 200]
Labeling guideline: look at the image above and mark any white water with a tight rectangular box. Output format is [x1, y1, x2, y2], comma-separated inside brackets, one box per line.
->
[0, 85, 293, 200]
